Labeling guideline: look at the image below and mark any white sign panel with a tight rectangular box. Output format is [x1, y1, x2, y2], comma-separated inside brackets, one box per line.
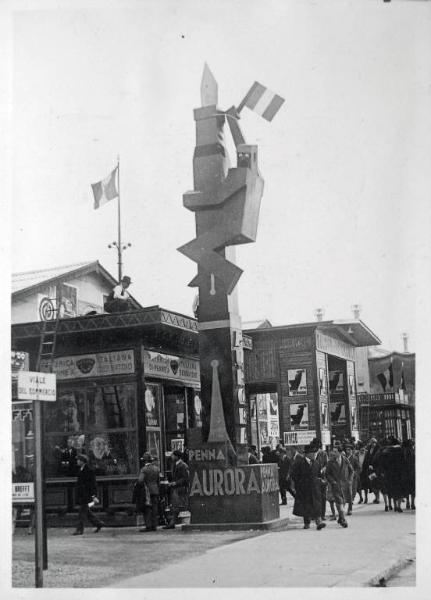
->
[40, 350, 135, 380]
[17, 371, 56, 402]
[284, 430, 317, 446]
[143, 350, 200, 387]
[13, 482, 35, 503]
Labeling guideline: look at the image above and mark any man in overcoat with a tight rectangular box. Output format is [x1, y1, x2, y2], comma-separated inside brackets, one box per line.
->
[344, 444, 361, 515]
[138, 452, 160, 531]
[278, 448, 291, 505]
[325, 445, 353, 528]
[164, 450, 190, 529]
[290, 444, 326, 530]
[73, 454, 104, 535]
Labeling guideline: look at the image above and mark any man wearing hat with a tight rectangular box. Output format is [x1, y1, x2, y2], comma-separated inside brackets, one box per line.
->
[104, 275, 132, 313]
[164, 450, 190, 530]
[73, 454, 104, 535]
[290, 444, 326, 530]
[138, 452, 160, 532]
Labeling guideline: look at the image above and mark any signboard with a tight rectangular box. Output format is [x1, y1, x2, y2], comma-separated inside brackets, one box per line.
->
[171, 438, 185, 453]
[288, 369, 307, 396]
[143, 350, 200, 387]
[40, 350, 135, 380]
[284, 430, 317, 446]
[330, 402, 347, 424]
[13, 482, 35, 503]
[329, 370, 344, 393]
[321, 430, 331, 446]
[11, 351, 30, 399]
[17, 372, 56, 402]
[289, 402, 309, 429]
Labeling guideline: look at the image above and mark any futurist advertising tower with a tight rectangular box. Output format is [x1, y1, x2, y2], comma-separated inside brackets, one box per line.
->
[178, 65, 284, 526]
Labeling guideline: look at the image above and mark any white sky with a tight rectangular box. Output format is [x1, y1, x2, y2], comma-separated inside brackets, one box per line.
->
[6, 0, 431, 352]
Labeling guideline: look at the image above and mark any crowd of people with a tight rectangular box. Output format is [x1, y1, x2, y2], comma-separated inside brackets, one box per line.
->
[70, 436, 414, 535]
[251, 436, 415, 531]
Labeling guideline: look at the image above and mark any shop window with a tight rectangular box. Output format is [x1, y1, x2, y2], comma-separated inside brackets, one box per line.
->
[12, 404, 35, 483]
[86, 384, 135, 430]
[45, 390, 85, 433]
[44, 384, 138, 478]
[164, 387, 185, 452]
[88, 432, 138, 476]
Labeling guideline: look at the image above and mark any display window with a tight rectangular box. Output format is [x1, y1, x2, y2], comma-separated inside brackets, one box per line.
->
[44, 382, 138, 478]
[164, 386, 186, 453]
[12, 403, 35, 483]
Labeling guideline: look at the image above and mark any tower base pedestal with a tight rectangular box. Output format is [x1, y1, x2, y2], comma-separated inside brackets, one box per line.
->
[187, 461, 281, 528]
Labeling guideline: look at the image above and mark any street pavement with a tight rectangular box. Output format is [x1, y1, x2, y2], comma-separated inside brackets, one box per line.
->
[110, 502, 415, 588]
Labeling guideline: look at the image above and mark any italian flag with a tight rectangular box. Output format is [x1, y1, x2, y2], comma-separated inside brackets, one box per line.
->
[241, 82, 285, 122]
[91, 166, 118, 209]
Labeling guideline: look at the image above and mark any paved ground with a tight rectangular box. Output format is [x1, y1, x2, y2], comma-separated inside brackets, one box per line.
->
[386, 559, 416, 587]
[110, 502, 415, 588]
[11, 500, 415, 589]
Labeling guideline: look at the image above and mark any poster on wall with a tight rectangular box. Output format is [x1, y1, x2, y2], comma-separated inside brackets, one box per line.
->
[288, 369, 307, 396]
[60, 283, 78, 318]
[289, 403, 309, 429]
[321, 402, 328, 427]
[257, 394, 268, 418]
[259, 421, 269, 445]
[144, 385, 160, 428]
[329, 370, 344, 393]
[330, 402, 346, 424]
[269, 393, 279, 416]
[319, 368, 326, 395]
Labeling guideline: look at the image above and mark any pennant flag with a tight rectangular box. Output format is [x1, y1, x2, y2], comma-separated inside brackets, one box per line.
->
[400, 366, 406, 391]
[388, 362, 394, 388]
[240, 82, 285, 121]
[91, 166, 118, 209]
[377, 372, 387, 392]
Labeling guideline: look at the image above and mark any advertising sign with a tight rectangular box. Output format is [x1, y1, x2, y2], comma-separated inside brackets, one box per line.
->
[287, 369, 307, 396]
[40, 350, 135, 380]
[329, 370, 344, 393]
[12, 482, 35, 503]
[289, 402, 309, 429]
[330, 402, 347, 424]
[17, 372, 56, 402]
[142, 350, 200, 387]
[284, 430, 317, 446]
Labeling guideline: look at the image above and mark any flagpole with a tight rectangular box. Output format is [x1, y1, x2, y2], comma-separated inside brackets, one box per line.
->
[117, 155, 122, 281]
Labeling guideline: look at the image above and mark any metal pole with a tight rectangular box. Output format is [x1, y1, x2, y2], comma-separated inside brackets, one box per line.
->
[33, 400, 44, 588]
[117, 157, 122, 281]
[41, 401, 48, 569]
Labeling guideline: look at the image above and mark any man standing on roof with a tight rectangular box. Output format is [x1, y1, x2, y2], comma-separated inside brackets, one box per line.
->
[104, 275, 132, 313]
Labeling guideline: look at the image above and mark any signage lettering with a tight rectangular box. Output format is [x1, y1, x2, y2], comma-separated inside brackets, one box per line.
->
[40, 350, 135, 380]
[12, 482, 35, 503]
[189, 466, 279, 497]
[188, 448, 226, 462]
[143, 349, 200, 386]
[17, 372, 56, 402]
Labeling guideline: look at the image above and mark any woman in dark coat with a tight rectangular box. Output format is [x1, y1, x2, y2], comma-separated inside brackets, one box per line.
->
[378, 437, 407, 512]
[290, 445, 326, 530]
[402, 440, 415, 509]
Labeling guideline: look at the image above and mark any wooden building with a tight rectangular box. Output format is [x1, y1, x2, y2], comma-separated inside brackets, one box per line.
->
[243, 320, 381, 451]
[12, 307, 200, 518]
[357, 348, 415, 441]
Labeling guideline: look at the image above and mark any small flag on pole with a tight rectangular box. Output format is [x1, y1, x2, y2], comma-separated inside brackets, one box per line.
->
[238, 82, 285, 121]
[91, 166, 118, 209]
